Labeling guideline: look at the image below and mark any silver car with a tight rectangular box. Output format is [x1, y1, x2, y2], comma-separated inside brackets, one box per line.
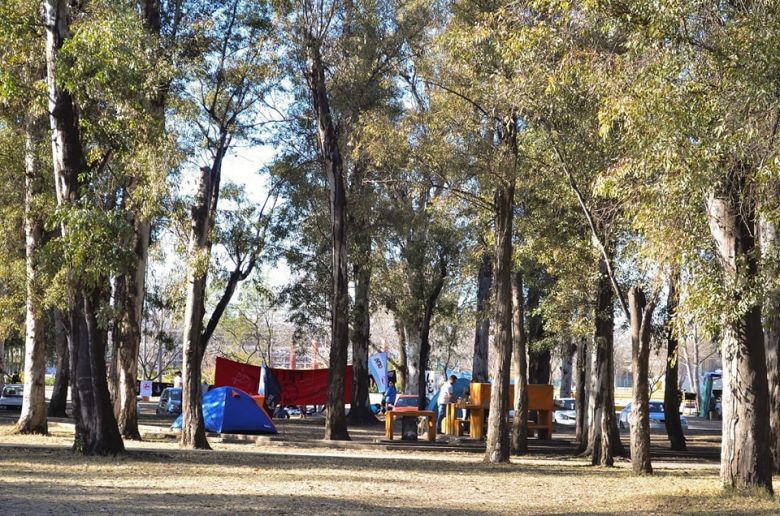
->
[619, 401, 689, 430]
[0, 384, 23, 410]
[553, 397, 577, 426]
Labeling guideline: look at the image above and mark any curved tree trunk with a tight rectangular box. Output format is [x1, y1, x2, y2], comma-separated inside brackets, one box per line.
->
[664, 274, 687, 451]
[707, 173, 772, 493]
[16, 115, 48, 435]
[628, 287, 654, 475]
[48, 310, 69, 418]
[472, 253, 492, 383]
[306, 35, 350, 441]
[484, 114, 516, 464]
[511, 270, 528, 455]
[45, 0, 124, 456]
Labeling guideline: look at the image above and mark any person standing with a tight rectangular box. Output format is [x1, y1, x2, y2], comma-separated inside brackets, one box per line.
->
[383, 381, 397, 414]
[173, 371, 183, 389]
[437, 375, 457, 433]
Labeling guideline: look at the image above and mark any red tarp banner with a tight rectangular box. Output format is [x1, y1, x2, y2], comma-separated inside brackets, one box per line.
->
[214, 357, 262, 394]
[271, 366, 352, 406]
[213, 356, 352, 405]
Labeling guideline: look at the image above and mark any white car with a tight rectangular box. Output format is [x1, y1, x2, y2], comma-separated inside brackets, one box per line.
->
[619, 401, 689, 430]
[553, 398, 577, 426]
[0, 384, 23, 410]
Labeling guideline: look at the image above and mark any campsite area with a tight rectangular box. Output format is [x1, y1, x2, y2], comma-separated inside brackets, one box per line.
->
[1, 407, 778, 514]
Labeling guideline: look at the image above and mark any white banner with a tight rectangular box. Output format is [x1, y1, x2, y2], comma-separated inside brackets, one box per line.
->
[140, 380, 153, 398]
[368, 352, 388, 393]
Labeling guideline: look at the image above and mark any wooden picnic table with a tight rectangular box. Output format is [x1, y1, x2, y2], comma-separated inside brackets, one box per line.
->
[385, 409, 436, 441]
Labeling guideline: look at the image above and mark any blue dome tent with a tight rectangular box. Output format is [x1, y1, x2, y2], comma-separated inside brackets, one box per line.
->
[172, 386, 277, 435]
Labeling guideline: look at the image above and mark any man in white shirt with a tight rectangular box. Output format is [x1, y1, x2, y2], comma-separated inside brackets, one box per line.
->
[173, 371, 183, 389]
[436, 375, 457, 433]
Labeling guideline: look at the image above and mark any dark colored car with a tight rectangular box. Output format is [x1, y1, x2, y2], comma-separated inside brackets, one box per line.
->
[156, 387, 182, 416]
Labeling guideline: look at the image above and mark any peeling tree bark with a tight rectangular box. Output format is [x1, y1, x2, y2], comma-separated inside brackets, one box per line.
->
[586, 258, 622, 465]
[706, 172, 772, 493]
[484, 114, 516, 464]
[306, 34, 350, 440]
[45, 0, 124, 456]
[16, 115, 48, 435]
[628, 287, 655, 475]
[559, 340, 575, 398]
[761, 217, 780, 472]
[180, 166, 213, 451]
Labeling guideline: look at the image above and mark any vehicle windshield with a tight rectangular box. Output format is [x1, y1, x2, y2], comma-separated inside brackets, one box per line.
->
[556, 400, 575, 410]
[169, 389, 182, 401]
[395, 396, 417, 407]
[649, 402, 664, 412]
[2, 386, 22, 397]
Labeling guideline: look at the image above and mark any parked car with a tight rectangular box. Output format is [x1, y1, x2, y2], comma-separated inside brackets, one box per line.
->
[553, 397, 577, 426]
[618, 401, 689, 430]
[155, 387, 182, 416]
[392, 395, 420, 412]
[0, 384, 23, 411]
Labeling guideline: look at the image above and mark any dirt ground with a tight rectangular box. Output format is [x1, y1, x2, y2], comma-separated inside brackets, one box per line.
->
[0, 413, 778, 515]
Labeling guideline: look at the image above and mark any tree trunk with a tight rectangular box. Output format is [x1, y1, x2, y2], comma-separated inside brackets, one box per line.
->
[48, 310, 69, 417]
[586, 258, 621, 465]
[113, 0, 165, 441]
[628, 287, 654, 475]
[15, 115, 48, 435]
[180, 166, 213, 450]
[706, 174, 772, 493]
[472, 253, 492, 383]
[761, 217, 780, 472]
[306, 35, 349, 440]
[559, 340, 575, 398]
[484, 114, 516, 464]
[404, 322, 422, 395]
[664, 274, 687, 451]
[45, 0, 124, 455]
[347, 247, 377, 425]
[114, 218, 148, 440]
[511, 270, 528, 455]
[575, 337, 590, 450]
[394, 316, 408, 392]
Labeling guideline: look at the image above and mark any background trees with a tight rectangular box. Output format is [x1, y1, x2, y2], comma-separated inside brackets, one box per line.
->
[1, 0, 779, 493]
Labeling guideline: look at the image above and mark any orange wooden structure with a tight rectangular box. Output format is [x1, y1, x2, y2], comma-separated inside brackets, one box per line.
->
[445, 383, 553, 439]
[385, 410, 436, 441]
